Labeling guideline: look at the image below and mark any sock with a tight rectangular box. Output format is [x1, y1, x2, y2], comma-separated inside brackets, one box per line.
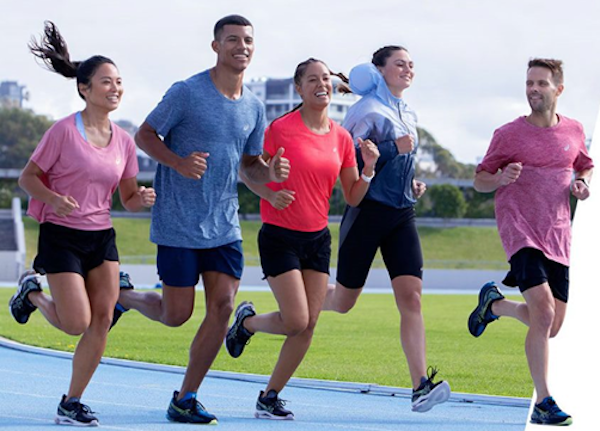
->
[180, 392, 197, 402]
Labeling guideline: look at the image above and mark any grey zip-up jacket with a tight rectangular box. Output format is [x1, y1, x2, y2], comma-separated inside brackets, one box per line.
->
[342, 63, 418, 209]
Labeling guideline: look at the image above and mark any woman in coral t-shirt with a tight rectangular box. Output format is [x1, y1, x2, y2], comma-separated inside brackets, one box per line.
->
[9, 21, 155, 426]
[226, 58, 379, 419]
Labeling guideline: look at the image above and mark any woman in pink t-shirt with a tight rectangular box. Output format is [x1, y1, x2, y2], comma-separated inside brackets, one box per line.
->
[8, 21, 155, 426]
[225, 59, 379, 419]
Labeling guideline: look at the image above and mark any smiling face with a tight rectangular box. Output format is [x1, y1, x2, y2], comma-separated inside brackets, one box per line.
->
[78, 62, 123, 112]
[295, 61, 333, 110]
[212, 24, 254, 73]
[526, 66, 563, 114]
[377, 49, 414, 97]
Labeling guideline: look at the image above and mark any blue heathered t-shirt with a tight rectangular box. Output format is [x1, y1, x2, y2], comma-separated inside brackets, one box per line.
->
[146, 70, 266, 249]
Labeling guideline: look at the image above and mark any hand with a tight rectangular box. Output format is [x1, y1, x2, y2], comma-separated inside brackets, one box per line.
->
[269, 147, 290, 183]
[269, 189, 295, 210]
[498, 162, 522, 186]
[395, 134, 415, 154]
[358, 138, 380, 172]
[174, 152, 209, 179]
[571, 179, 591, 201]
[138, 186, 156, 207]
[412, 180, 427, 199]
[50, 195, 79, 217]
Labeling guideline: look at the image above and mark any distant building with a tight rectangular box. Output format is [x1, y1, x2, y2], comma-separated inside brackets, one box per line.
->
[247, 77, 358, 124]
[0, 81, 28, 109]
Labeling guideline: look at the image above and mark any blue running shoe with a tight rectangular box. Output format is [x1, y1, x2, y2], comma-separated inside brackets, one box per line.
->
[9, 270, 42, 324]
[411, 367, 451, 412]
[255, 389, 294, 420]
[530, 396, 572, 426]
[468, 281, 505, 337]
[166, 391, 217, 424]
[225, 301, 256, 358]
[110, 271, 134, 329]
[55, 395, 99, 427]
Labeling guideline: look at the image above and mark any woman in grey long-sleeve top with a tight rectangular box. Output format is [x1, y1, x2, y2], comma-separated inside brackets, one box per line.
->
[323, 46, 451, 413]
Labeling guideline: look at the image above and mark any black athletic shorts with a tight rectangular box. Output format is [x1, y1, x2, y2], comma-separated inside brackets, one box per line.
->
[33, 222, 119, 277]
[258, 223, 331, 278]
[502, 247, 569, 303]
[336, 200, 423, 289]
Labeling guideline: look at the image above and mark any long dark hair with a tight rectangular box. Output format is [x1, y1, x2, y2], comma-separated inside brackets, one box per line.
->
[29, 21, 116, 100]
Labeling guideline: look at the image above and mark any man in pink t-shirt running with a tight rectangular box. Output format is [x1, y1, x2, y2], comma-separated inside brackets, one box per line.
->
[468, 58, 593, 427]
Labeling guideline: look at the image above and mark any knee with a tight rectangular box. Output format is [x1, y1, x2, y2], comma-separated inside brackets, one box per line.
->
[206, 297, 235, 323]
[283, 315, 309, 337]
[397, 290, 422, 314]
[532, 306, 555, 332]
[62, 319, 90, 336]
[162, 311, 191, 327]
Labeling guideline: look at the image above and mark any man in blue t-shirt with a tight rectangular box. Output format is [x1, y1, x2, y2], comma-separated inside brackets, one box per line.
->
[114, 15, 290, 424]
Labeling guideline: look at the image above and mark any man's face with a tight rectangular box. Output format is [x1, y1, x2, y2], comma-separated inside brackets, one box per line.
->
[526, 66, 563, 113]
[212, 25, 254, 72]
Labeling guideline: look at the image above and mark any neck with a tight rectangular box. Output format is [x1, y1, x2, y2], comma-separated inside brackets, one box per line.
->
[526, 109, 559, 128]
[81, 107, 111, 130]
[299, 106, 330, 134]
[210, 65, 244, 100]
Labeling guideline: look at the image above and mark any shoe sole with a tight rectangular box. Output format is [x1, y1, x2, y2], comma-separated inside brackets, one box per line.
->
[254, 411, 294, 420]
[166, 414, 218, 425]
[55, 416, 99, 427]
[530, 417, 573, 426]
[412, 381, 451, 413]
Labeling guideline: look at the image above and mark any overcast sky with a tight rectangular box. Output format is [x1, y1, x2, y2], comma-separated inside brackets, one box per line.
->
[2, 0, 598, 164]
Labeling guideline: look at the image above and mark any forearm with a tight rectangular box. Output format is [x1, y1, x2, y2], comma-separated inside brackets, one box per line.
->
[575, 168, 593, 184]
[18, 172, 59, 205]
[474, 170, 502, 193]
[240, 169, 274, 200]
[135, 125, 181, 170]
[240, 155, 271, 184]
[345, 177, 371, 207]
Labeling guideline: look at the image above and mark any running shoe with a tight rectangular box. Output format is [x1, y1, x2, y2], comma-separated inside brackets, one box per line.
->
[255, 389, 294, 420]
[9, 270, 42, 324]
[530, 396, 572, 426]
[166, 391, 217, 424]
[411, 367, 451, 412]
[225, 301, 256, 358]
[468, 281, 505, 337]
[110, 271, 134, 329]
[55, 395, 99, 427]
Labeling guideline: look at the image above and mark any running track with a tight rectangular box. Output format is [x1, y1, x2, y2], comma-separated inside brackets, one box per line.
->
[0, 338, 529, 430]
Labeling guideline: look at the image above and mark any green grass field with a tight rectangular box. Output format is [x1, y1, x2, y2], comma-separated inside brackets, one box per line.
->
[24, 218, 509, 270]
[0, 289, 530, 399]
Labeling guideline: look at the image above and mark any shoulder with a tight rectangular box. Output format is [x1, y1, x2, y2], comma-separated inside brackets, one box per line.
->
[111, 123, 135, 144]
[331, 121, 353, 140]
[43, 114, 76, 140]
[557, 114, 584, 132]
[494, 117, 525, 136]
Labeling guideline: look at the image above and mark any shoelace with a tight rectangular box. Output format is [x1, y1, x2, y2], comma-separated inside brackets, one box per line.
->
[66, 401, 95, 416]
[426, 366, 439, 383]
[541, 398, 561, 414]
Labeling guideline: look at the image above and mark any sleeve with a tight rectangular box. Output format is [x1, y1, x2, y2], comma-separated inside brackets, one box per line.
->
[30, 124, 63, 173]
[573, 126, 594, 172]
[121, 134, 140, 179]
[243, 101, 266, 156]
[476, 129, 509, 174]
[351, 115, 399, 162]
[145, 81, 189, 142]
[340, 129, 357, 169]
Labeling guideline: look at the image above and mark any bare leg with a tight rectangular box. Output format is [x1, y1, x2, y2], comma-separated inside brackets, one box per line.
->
[322, 282, 362, 313]
[392, 275, 427, 389]
[119, 285, 194, 327]
[178, 271, 238, 398]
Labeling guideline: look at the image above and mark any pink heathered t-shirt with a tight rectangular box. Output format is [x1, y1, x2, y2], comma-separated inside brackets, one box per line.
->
[477, 115, 594, 266]
[260, 110, 357, 232]
[27, 113, 139, 231]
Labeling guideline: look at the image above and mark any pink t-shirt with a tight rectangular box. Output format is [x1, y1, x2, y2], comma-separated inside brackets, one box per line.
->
[27, 113, 139, 231]
[477, 115, 594, 266]
[260, 110, 357, 232]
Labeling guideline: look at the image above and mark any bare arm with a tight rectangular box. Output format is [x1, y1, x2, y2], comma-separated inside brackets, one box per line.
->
[474, 162, 523, 193]
[239, 161, 295, 210]
[240, 148, 290, 184]
[18, 160, 79, 217]
[135, 121, 208, 179]
[118, 177, 156, 212]
[339, 138, 379, 207]
[572, 168, 593, 200]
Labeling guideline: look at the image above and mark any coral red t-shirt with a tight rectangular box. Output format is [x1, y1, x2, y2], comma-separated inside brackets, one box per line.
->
[260, 110, 356, 232]
[27, 113, 139, 231]
[477, 115, 594, 266]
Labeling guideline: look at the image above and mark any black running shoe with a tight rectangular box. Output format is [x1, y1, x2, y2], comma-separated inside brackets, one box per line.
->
[225, 301, 256, 358]
[9, 270, 42, 324]
[110, 271, 134, 329]
[468, 281, 505, 337]
[411, 367, 451, 412]
[55, 395, 99, 427]
[166, 391, 218, 424]
[255, 389, 294, 420]
[530, 396, 572, 426]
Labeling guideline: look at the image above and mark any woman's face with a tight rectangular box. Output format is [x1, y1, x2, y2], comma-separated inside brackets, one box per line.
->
[378, 49, 414, 96]
[296, 61, 333, 109]
[80, 63, 123, 112]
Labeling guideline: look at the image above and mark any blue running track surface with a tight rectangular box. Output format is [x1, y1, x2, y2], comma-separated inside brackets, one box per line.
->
[0, 339, 529, 430]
